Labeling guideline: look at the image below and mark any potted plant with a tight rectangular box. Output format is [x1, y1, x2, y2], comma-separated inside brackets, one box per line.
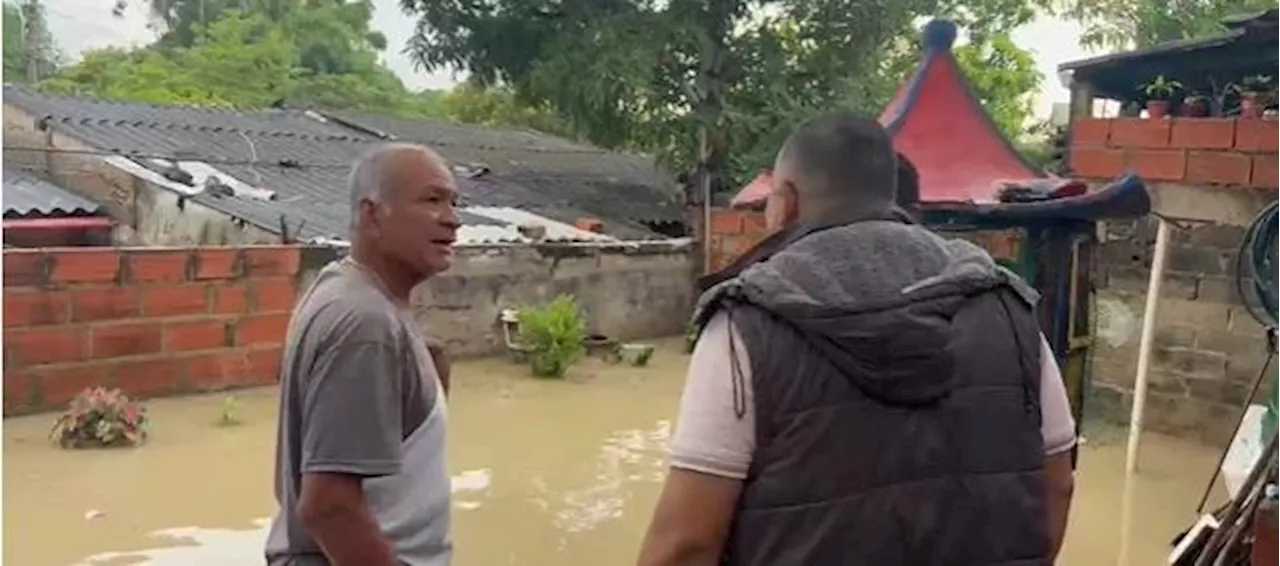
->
[1140, 75, 1182, 119]
[1236, 75, 1275, 119]
[1182, 92, 1210, 117]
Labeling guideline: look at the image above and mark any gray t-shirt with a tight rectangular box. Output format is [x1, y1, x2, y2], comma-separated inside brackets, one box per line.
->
[265, 259, 451, 566]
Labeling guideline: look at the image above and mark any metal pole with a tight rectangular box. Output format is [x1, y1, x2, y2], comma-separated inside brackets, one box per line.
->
[699, 126, 713, 274]
[1116, 217, 1172, 566]
[21, 0, 40, 83]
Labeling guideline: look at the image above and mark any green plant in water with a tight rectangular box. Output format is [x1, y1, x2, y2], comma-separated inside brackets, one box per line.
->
[517, 294, 587, 379]
[621, 344, 656, 367]
[684, 324, 699, 354]
[217, 395, 244, 427]
[50, 387, 147, 449]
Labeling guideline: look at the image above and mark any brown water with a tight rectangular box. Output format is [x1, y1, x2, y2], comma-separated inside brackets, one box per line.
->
[4, 338, 1226, 565]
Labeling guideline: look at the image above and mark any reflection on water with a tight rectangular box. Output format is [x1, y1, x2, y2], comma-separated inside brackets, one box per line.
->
[74, 468, 500, 566]
[73, 520, 272, 566]
[5, 339, 687, 566]
[3, 339, 1229, 565]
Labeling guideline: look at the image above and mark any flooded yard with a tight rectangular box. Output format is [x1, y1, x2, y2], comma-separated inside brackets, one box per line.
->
[5, 338, 1226, 565]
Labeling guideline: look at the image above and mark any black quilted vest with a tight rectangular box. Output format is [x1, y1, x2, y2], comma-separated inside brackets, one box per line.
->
[698, 218, 1052, 566]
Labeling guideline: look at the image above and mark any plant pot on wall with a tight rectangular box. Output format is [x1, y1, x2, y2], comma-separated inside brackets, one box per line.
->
[1240, 94, 1266, 119]
[1182, 96, 1209, 117]
[1139, 75, 1181, 120]
[1146, 100, 1172, 119]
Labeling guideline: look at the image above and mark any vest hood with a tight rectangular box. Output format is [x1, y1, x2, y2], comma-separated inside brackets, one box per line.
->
[696, 221, 1038, 406]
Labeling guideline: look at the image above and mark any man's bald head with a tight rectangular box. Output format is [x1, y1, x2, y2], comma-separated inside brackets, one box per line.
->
[769, 112, 898, 227]
[348, 143, 450, 228]
[347, 142, 460, 279]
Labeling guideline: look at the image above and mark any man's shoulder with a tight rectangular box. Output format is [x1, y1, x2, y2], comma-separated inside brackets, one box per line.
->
[293, 264, 404, 346]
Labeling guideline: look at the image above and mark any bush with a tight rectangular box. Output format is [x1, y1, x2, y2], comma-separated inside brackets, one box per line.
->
[518, 294, 587, 379]
[50, 387, 147, 449]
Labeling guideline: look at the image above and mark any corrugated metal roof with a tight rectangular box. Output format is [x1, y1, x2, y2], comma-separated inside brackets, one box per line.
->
[459, 206, 618, 244]
[2, 169, 104, 218]
[317, 110, 682, 226]
[2, 87, 678, 242]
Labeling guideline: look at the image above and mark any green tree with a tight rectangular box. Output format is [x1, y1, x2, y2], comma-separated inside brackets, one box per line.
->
[1055, 0, 1278, 50]
[43, 5, 565, 132]
[3, 0, 59, 82]
[954, 33, 1043, 139]
[42, 11, 299, 107]
[402, 0, 1049, 189]
[441, 83, 576, 138]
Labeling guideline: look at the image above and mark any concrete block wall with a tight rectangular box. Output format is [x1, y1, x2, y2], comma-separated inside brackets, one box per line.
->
[417, 243, 696, 357]
[1069, 116, 1279, 443]
[1089, 219, 1275, 442]
[2, 246, 307, 416]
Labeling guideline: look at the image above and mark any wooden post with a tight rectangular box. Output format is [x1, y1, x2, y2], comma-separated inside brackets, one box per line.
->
[1117, 217, 1172, 566]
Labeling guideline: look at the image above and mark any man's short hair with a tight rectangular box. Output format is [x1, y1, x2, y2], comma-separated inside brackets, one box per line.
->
[776, 112, 898, 209]
[347, 142, 443, 232]
[895, 153, 920, 208]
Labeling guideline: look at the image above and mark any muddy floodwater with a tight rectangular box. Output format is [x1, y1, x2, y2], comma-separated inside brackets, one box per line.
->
[5, 338, 1226, 565]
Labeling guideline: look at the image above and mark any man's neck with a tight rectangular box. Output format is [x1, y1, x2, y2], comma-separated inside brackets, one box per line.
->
[349, 243, 418, 304]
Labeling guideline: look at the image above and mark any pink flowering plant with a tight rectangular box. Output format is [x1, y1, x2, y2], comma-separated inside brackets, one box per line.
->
[50, 387, 148, 449]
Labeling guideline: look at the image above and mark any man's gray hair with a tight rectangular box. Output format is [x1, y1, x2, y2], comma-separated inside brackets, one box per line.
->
[347, 142, 445, 231]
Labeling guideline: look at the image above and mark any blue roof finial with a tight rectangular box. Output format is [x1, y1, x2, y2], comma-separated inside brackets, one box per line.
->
[922, 19, 958, 51]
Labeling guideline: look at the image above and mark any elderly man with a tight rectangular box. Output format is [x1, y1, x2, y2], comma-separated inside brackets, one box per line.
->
[265, 143, 461, 566]
[638, 113, 1076, 565]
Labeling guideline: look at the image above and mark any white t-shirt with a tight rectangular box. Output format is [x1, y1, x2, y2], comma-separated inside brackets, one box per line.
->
[669, 311, 1079, 480]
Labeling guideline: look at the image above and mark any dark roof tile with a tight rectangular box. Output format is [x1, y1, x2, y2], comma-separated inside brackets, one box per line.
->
[2, 87, 680, 241]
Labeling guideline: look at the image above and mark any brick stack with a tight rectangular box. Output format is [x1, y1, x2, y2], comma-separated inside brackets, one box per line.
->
[1070, 117, 1279, 189]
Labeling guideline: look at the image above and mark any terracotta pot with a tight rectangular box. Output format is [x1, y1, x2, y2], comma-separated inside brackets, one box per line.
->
[1240, 94, 1266, 119]
[1147, 100, 1171, 119]
[1182, 99, 1208, 117]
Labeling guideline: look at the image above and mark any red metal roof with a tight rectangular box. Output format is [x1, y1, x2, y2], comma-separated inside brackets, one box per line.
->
[729, 170, 773, 209]
[732, 19, 1044, 209]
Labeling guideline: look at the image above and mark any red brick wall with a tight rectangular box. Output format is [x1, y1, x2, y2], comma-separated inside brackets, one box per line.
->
[705, 210, 1025, 273]
[706, 209, 771, 273]
[1069, 117, 1278, 188]
[3, 246, 305, 416]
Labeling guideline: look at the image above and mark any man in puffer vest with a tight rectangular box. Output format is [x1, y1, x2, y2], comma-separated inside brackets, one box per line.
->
[637, 113, 1077, 566]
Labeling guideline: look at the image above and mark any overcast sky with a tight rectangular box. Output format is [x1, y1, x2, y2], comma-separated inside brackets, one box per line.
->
[43, 0, 1098, 120]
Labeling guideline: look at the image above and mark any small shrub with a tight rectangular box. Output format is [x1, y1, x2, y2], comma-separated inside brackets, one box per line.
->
[518, 294, 587, 379]
[217, 395, 243, 427]
[50, 387, 147, 449]
[684, 325, 699, 354]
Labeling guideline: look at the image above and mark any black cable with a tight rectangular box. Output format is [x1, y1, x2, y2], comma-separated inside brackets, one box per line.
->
[1195, 348, 1277, 514]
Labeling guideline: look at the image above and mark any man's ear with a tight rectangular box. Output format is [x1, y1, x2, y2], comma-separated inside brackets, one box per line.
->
[781, 183, 801, 225]
[359, 199, 381, 236]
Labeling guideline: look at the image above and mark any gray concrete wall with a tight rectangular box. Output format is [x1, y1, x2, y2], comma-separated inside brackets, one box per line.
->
[1090, 184, 1275, 444]
[413, 243, 696, 357]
